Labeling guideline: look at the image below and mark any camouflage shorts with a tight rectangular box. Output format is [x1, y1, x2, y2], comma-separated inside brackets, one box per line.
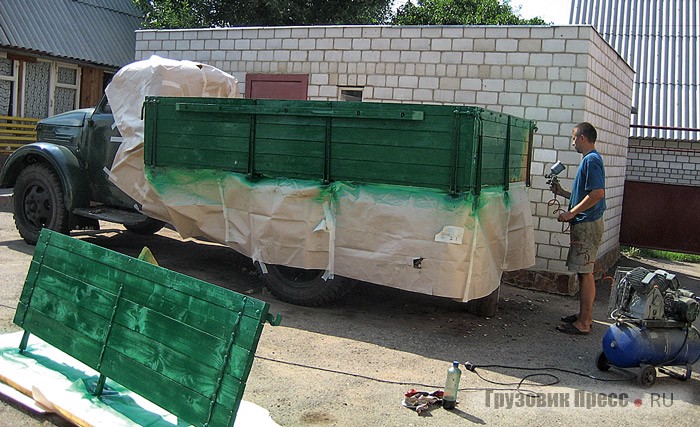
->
[567, 218, 604, 274]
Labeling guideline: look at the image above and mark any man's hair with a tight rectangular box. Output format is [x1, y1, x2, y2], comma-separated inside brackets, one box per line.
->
[575, 122, 597, 143]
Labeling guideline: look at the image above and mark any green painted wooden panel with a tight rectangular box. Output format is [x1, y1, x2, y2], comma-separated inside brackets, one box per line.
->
[14, 229, 275, 427]
[144, 97, 535, 195]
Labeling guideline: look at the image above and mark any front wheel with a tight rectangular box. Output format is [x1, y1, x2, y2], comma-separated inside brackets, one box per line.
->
[13, 163, 70, 245]
[260, 264, 354, 306]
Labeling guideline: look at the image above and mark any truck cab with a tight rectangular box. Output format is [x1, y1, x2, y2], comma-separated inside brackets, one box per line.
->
[0, 96, 164, 245]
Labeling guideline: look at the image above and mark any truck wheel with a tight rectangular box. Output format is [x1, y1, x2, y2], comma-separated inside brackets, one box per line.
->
[13, 163, 70, 245]
[260, 264, 354, 306]
[124, 218, 165, 235]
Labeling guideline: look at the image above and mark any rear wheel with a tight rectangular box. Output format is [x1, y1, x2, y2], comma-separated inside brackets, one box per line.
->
[13, 164, 70, 245]
[260, 264, 353, 306]
[124, 218, 165, 235]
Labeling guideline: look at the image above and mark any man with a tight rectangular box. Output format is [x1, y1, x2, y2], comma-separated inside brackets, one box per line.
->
[550, 122, 606, 335]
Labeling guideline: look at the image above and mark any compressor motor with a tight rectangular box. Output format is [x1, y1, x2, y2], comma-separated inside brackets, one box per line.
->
[608, 267, 699, 323]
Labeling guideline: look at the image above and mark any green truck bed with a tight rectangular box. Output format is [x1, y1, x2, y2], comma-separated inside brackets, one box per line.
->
[143, 97, 535, 195]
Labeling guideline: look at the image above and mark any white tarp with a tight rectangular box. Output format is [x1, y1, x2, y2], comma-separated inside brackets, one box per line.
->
[106, 56, 536, 302]
[0, 332, 279, 427]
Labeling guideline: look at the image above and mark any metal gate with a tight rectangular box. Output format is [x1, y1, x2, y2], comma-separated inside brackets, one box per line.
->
[620, 180, 700, 254]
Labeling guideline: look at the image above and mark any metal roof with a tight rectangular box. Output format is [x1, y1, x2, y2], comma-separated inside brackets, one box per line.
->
[0, 0, 142, 69]
[571, 0, 700, 140]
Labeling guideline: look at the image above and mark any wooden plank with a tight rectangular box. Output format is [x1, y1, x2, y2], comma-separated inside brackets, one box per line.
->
[43, 231, 269, 315]
[119, 284, 244, 339]
[29, 264, 118, 318]
[100, 349, 225, 427]
[106, 322, 225, 397]
[118, 293, 264, 352]
[0, 115, 40, 122]
[331, 160, 452, 188]
[19, 309, 103, 369]
[112, 299, 231, 365]
[22, 286, 111, 343]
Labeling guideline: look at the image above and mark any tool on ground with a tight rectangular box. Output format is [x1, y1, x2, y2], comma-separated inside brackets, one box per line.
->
[597, 267, 700, 387]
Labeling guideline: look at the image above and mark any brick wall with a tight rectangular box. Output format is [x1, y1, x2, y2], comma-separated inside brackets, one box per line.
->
[135, 25, 635, 284]
[626, 139, 700, 185]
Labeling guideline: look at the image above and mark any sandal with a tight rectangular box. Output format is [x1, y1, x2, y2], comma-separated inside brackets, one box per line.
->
[561, 314, 577, 323]
[556, 323, 589, 335]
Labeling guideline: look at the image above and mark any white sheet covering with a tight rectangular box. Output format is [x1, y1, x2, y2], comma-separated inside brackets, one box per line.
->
[0, 332, 279, 427]
[106, 56, 536, 302]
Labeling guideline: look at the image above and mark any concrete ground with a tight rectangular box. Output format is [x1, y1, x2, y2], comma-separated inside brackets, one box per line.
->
[0, 196, 698, 426]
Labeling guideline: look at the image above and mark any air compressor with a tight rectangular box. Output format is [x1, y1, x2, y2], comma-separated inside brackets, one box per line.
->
[597, 267, 700, 387]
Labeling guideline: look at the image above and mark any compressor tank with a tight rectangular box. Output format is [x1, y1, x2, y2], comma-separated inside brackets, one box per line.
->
[602, 323, 700, 368]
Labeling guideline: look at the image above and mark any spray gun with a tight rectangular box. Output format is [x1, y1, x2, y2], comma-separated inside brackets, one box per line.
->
[545, 161, 566, 186]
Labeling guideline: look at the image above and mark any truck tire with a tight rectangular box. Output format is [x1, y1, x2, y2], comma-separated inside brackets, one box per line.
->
[13, 163, 70, 245]
[124, 218, 165, 235]
[260, 264, 354, 306]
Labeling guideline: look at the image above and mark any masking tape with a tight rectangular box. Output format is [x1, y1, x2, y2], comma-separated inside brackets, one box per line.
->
[321, 201, 335, 281]
[133, 182, 154, 204]
[103, 167, 117, 183]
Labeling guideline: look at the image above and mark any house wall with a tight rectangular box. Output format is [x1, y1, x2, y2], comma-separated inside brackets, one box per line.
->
[134, 25, 635, 287]
[626, 139, 700, 186]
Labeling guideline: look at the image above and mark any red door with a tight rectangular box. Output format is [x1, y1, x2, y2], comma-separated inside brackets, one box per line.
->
[245, 74, 309, 100]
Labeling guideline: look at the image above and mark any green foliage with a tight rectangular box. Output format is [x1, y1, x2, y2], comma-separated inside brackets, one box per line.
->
[621, 246, 700, 263]
[133, 0, 203, 29]
[392, 0, 547, 25]
[133, 0, 548, 28]
[133, 0, 393, 28]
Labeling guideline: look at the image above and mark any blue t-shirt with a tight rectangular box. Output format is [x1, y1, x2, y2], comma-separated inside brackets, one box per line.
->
[569, 150, 606, 224]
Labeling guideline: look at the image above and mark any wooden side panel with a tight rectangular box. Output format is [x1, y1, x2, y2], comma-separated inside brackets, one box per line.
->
[144, 97, 535, 195]
[14, 229, 272, 427]
[329, 103, 457, 189]
[253, 113, 326, 179]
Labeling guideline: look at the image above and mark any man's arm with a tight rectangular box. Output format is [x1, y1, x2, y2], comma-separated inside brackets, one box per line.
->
[557, 188, 605, 222]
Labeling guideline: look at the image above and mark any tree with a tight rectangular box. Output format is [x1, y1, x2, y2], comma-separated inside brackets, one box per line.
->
[133, 0, 394, 29]
[133, 0, 205, 29]
[391, 0, 547, 25]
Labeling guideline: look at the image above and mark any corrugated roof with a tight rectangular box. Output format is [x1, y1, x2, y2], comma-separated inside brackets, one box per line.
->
[571, 0, 700, 140]
[0, 0, 142, 69]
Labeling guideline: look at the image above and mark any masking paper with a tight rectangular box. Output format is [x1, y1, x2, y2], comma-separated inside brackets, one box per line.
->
[106, 56, 536, 302]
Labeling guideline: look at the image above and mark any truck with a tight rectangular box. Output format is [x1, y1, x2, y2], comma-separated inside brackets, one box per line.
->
[0, 94, 166, 245]
[1, 57, 536, 315]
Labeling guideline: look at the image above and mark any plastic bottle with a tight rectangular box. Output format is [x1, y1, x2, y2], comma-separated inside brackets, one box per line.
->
[442, 361, 461, 409]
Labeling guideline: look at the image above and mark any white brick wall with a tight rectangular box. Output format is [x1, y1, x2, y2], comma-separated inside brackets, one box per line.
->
[626, 139, 700, 186]
[135, 24, 635, 274]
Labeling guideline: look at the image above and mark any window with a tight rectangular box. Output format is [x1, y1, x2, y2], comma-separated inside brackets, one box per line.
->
[16, 59, 81, 118]
[339, 87, 364, 102]
[0, 54, 19, 116]
[52, 63, 80, 115]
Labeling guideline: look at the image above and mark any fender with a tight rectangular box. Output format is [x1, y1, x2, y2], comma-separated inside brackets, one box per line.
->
[0, 142, 90, 210]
